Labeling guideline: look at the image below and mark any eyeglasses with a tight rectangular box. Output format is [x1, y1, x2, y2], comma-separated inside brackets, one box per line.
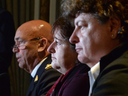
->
[13, 37, 42, 50]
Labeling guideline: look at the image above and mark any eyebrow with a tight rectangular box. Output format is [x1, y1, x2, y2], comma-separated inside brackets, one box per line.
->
[15, 37, 20, 41]
[54, 37, 60, 40]
[15, 37, 24, 41]
[76, 20, 81, 26]
[54, 37, 64, 42]
[77, 20, 85, 24]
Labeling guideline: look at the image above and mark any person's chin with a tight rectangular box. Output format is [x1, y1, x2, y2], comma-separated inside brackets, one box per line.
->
[51, 63, 56, 69]
[78, 55, 86, 63]
[18, 63, 25, 69]
[51, 62, 55, 68]
[52, 63, 60, 70]
[18, 60, 25, 68]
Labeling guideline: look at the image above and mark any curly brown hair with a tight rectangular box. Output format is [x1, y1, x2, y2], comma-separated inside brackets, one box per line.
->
[61, 0, 128, 42]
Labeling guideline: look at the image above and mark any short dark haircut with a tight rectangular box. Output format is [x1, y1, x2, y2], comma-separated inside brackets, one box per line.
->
[52, 16, 75, 49]
[61, 0, 128, 42]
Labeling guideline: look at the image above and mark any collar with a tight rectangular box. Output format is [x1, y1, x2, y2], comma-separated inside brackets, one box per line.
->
[88, 62, 100, 96]
[88, 62, 100, 82]
[31, 57, 47, 78]
[90, 62, 100, 80]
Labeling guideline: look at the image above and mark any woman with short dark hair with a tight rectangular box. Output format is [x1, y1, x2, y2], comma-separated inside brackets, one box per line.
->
[46, 17, 90, 96]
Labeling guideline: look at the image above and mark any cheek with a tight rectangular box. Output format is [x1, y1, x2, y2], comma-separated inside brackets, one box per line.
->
[55, 48, 67, 65]
[51, 48, 62, 67]
[80, 29, 91, 43]
[17, 50, 27, 68]
[61, 49, 75, 64]
[81, 28, 100, 48]
[80, 34, 91, 52]
[21, 49, 37, 62]
[21, 49, 30, 57]
[19, 51, 29, 66]
[78, 33, 94, 59]
[19, 50, 27, 60]
[57, 51, 65, 64]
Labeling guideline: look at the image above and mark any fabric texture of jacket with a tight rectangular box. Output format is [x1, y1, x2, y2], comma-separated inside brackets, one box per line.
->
[0, 7, 15, 96]
[92, 43, 128, 96]
[46, 63, 90, 96]
[26, 55, 61, 96]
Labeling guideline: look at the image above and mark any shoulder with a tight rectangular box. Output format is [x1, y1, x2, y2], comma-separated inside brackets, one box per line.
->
[60, 64, 90, 96]
[73, 63, 90, 74]
[43, 68, 61, 79]
[34, 67, 61, 96]
[92, 51, 128, 95]
[65, 63, 90, 84]
[61, 72, 89, 96]
[38, 63, 61, 82]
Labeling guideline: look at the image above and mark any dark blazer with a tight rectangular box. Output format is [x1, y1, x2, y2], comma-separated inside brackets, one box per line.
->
[0, 8, 15, 96]
[47, 64, 90, 96]
[0, 8, 15, 73]
[0, 73, 11, 96]
[26, 55, 61, 96]
[92, 43, 128, 96]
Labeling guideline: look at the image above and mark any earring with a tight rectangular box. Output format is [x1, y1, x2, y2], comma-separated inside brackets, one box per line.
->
[111, 34, 115, 39]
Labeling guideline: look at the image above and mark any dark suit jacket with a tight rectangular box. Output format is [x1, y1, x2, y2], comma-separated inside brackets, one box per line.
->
[0, 8, 15, 96]
[0, 8, 15, 73]
[0, 73, 11, 96]
[47, 63, 90, 96]
[92, 43, 128, 96]
[26, 55, 61, 96]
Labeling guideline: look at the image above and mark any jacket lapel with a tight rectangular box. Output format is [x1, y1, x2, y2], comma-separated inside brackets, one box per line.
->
[26, 55, 52, 96]
[26, 77, 35, 96]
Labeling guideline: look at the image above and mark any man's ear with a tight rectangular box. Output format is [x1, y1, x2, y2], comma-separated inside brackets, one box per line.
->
[109, 17, 121, 39]
[38, 38, 48, 52]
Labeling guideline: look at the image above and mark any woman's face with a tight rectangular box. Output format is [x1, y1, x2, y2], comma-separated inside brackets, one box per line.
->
[47, 29, 78, 74]
[69, 13, 114, 67]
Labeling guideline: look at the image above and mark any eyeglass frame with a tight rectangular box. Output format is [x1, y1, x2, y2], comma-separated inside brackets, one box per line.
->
[13, 37, 42, 50]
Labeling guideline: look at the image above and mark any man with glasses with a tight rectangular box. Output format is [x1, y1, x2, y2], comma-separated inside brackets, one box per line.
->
[12, 20, 61, 96]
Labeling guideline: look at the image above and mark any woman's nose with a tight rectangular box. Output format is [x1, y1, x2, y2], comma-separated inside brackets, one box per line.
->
[47, 43, 55, 53]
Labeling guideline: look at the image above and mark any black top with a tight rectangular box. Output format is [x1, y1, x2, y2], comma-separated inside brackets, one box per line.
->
[92, 43, 128, 95]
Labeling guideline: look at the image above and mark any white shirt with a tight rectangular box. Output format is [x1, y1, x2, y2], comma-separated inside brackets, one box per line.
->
[31, 57, 47, 78]
[88, 62, 100, 96]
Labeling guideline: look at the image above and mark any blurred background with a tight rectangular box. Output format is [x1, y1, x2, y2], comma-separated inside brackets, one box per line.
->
[0, 0, 61, 96]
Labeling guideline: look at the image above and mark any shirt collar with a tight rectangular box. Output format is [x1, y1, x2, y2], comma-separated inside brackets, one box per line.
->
[88, 62, 100, 96]
[31, 57, 47, 78]
[90, 62, 100, 80]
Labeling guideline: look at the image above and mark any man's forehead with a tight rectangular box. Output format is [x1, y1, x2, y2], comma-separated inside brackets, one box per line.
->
[15, 30, 31, 41]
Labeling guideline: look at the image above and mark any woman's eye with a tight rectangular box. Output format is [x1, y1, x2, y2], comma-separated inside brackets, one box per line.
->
[56, 41, 61, 45]
[56, 41, 60, 45]
[80, 25, 84, 29]
[78, 25, 84, 30]
[77, 22, 87, 30]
